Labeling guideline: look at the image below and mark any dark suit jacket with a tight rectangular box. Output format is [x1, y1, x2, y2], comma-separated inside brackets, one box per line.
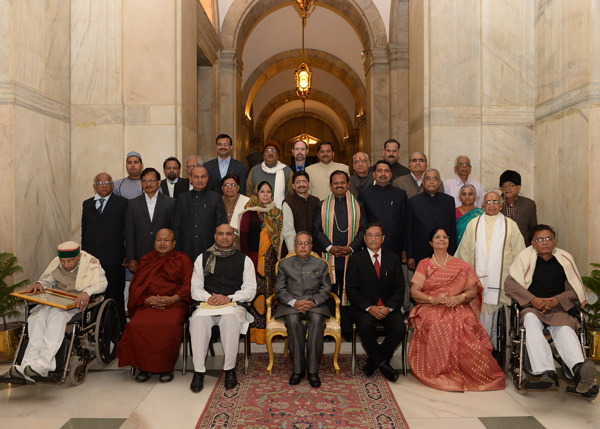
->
[81, 194, 128, 266]
[160, 179, 179, 198]
[407, 191, 457, 263]
[346, 249, 405, 312]
[204, 157, 248, 195]
[501, 195, 537, 243]
[173, 178, 190, 199]
[358, 184, 408, 256]
[125, 192, 175, 261]
[274, 255, 331, 318]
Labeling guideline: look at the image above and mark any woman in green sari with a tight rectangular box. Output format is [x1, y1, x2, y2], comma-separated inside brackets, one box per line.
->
[456, 184, 484, 245]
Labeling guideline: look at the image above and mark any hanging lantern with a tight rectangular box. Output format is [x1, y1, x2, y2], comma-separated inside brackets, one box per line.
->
[295, 62, 312, 99]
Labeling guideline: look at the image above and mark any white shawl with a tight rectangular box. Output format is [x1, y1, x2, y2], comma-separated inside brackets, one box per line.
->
[475, 213, 507, 305]
[261, 161, 287, 209]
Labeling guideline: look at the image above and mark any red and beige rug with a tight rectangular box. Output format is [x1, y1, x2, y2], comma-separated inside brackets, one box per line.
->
[197, 353, 409, 428]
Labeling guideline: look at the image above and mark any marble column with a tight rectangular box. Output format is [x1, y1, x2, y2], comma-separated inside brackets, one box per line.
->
[218, 48, 244, 161]
[364, 47, 391, 161]
[0, 0, 71, 279]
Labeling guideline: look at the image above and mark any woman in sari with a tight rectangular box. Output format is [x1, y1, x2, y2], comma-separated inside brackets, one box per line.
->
[408, 227, 505, 392]
[222, 174, 250, 250]
[239, 180, 284, 344]
[456, 184, 484, 245]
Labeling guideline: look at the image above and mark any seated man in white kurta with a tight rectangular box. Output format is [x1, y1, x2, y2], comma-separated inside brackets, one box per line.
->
[505, 225, 597, 395]
[10, 241, 107, 383]
[189, 224, 257, 393]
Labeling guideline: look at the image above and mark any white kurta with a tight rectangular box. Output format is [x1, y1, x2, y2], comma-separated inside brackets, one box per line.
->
[305, 161, 350, 201]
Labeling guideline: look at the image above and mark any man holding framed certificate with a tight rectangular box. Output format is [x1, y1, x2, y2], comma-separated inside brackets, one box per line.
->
[9, 241, 107, 383]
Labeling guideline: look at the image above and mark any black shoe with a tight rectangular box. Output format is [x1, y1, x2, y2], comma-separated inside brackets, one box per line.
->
[362, 360, 376, 377]
[190, 371, 205, 393]
[135, 371, 152, 383]
[159, 371, 174, 383]
[538, 370, 559, 388]
[224, 369, 238, 390]
[308, 373, 321, 388]
[9, 366, 34, 384]
[379, 363, 399, 382]
[573, 359, 597, 394]
[289, 372, 304, 385]
[24, 366, 45, 382]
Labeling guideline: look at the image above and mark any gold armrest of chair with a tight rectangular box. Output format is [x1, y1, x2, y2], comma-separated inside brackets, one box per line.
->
[330, 292, 341, 324]
[266, 293, 277, 323]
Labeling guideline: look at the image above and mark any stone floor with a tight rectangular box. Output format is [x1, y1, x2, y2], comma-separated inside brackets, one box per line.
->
[0, 341, 598, 429]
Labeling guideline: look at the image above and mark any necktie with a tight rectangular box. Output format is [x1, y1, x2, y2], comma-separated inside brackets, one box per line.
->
[374, 254, 384, 306]
[97, 198, 105, 215]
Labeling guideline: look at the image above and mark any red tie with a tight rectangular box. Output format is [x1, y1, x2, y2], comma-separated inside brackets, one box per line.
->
[374, 254, 384, 306]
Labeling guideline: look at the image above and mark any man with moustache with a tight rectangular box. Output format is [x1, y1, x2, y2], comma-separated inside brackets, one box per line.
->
[499, 170, 537, 244]
[406, 169, 456, 270]
[290, 139, 312, 172]
[369, 139, 410, 182]
[173, 165, 227, 262]
[125, 168, 175, 273]
[246, 140, 293, 208]
[393, 152, 444, 198]
[349, 152, 374, 198]
[81, 172, 129, 328]
[282, 171, 320, 252]
[114, 151, 144, 199]
[204, 134, 248, 195]
[359, 161, 409, 259]
[306, 142, 350, 201]
[443, 155, 484, 208]
[160, 157, 181, 198]
[314, 170, 366, 339]
[173, 154, 200, 198]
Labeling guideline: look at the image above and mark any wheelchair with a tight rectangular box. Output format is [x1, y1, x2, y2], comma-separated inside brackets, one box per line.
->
[1, 296, 121, 386]
[506, 299, 598, 399]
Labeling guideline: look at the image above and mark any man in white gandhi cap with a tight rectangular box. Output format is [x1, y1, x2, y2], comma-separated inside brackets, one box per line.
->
[10, 241, 107, 383]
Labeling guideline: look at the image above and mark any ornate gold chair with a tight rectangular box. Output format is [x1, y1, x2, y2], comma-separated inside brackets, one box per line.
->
[265, 251, 342, 374]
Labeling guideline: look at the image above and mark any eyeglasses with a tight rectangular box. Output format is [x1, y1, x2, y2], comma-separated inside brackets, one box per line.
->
[484, 200, 501, 205]
[295, 241, 310, 246]
[423, 177, 439, 182]
[216, 232, 234, 236]
[264, 148, 278, 153]
[411, 158, 426, 163]
[216, 142, 230, 147]
[365, 233, 383, 238]
[294, 179, 308, 185]
[353, 159, 368, 164]
[433, 235, 449, 240]
[533, 237, 555, 243]
[94, 181, 113, 186]
[222, 183, 239, 188]
[186, 164, 198, 169]
[155, 239, 173, 244]
[456, 163, 471, 168]
[501, 183, 516, 190]
[142, 179, 157, 184]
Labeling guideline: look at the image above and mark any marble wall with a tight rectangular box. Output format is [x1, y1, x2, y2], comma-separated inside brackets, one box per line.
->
[0, 0, 71, 280]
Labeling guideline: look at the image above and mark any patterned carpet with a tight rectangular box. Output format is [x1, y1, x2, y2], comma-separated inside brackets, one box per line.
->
[197, 353, 408, 428]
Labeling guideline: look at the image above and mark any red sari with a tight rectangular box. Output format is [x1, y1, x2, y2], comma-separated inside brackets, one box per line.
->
[117, 250, 193, 373]
[408, 257, 505, 391]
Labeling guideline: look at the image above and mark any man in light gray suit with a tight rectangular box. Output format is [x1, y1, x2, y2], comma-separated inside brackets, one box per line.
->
[125, 168, 175, 273]
[275, 232, 331, 388]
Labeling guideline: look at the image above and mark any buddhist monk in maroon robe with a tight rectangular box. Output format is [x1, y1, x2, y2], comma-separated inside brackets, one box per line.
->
[117, 228, 193, 383]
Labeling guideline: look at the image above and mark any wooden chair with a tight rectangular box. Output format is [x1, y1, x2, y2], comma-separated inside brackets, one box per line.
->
[265, 251, 342, 374]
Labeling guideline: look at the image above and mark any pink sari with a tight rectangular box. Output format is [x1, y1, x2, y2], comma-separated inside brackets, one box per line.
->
[408, 257, 505, 391]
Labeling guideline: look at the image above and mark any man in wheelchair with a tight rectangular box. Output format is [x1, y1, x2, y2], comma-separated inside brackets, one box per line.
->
[505, 225, 597, 396]
[10, 241, 107, 383]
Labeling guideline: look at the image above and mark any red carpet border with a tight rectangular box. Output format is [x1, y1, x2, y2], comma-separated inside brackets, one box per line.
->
[197, 353, 409, 428]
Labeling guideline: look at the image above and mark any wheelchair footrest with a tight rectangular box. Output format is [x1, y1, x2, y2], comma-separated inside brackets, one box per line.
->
[0, 373, 29, 385]
[566, 384, 599, 399]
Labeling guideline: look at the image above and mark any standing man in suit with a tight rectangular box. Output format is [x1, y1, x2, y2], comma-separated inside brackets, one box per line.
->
[114, 151, 144, 199]
[204, 134, 248, 195]
[369, 139, 410, 182]
[173, 165, 227, 262]
[160, 157, 181, 198]
[393, 152, 444, 199]
[173, 155, 199, 198]
[125, 168, 175, 273]
[346, 223, 406, 382]
[275, 232, 332, 388]
[406, 169, 456, 270]
[82, 172, 129, 328]
[499, 170, 538, 243]
[290, 139, 311, 172]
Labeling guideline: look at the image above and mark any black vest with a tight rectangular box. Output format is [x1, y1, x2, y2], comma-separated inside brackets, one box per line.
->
[201, 250, 246, 296]
[528, 256, 567, 298]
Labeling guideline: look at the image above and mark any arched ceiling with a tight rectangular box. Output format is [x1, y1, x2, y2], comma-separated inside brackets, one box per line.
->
[216, 0, 393, 146]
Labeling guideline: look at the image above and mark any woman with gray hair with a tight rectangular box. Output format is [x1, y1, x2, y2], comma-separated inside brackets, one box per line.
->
[456, 184, 484, 245]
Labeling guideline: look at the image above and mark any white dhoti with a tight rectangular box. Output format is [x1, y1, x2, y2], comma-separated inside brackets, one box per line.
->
[523, 312, 584, 374]
[18, 306, 78, 376]
[189, 305, 253, 372]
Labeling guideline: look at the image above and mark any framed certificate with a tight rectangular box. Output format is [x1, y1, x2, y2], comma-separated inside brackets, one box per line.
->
[11, 288, 79, 310]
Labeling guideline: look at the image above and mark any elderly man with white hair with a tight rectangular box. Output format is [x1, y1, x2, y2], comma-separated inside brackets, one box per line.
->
[443, 155, 484, 208]
[349, 152, 374, 198]
[456, 191, 525, 339]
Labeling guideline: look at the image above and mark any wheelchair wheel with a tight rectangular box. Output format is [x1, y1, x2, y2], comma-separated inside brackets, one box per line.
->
[68, 357, 88, 386]
[495, 306, 507, 371]
[94, 298, 121, 366]
[512, 370, 528, 395]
